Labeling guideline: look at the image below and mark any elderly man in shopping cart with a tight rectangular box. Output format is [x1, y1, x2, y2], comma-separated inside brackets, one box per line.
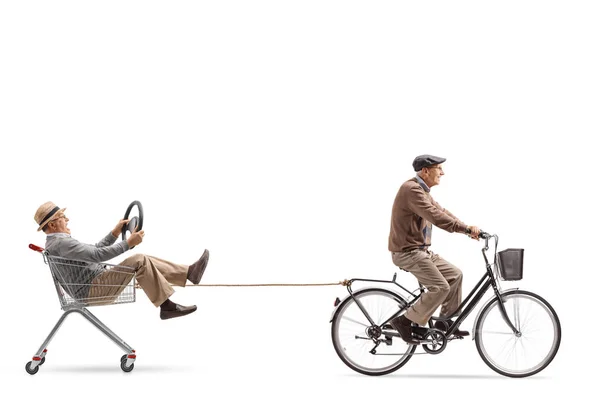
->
[34, 201, 210, 320]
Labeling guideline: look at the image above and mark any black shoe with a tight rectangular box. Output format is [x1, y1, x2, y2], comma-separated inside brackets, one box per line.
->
[390, 315, 420, 345]
[188, 249, 209, 284]
[411, 326, 429, 339]
[434, 319, 470, 337]
[160, 303, 197, 320]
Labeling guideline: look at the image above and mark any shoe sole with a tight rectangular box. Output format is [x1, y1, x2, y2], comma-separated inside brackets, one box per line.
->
[189, 250, 209, 284]
[160, 306, 197, 320]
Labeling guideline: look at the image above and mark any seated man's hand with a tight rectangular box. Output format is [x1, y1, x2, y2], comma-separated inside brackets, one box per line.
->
[112, 219, 130, 238]
[127, 228, 144, 248]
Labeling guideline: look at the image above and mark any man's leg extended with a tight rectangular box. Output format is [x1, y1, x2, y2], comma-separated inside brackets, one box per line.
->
[120, 254, 187, 307]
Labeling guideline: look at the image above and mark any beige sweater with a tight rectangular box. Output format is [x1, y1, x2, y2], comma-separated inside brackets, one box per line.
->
[388, 178, 468, 252]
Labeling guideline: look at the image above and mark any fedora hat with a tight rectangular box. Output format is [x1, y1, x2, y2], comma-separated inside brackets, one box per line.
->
[34, 201, 66, 231]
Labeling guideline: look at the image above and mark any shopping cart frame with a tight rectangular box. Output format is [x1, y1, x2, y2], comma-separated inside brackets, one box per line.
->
[26, 244, 137, 374]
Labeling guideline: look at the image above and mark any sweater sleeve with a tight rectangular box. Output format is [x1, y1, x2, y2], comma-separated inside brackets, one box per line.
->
[57, 236, 130, 263]
[407, 186, 468, 233]
[432, 199, 467, 231]
[96, 232, 118, 248]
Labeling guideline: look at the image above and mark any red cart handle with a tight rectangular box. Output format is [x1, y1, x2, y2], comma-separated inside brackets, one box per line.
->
[29, 244, 45, 252]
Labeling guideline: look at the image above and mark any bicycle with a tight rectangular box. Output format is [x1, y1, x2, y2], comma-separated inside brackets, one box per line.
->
[330, 231, 561, 378]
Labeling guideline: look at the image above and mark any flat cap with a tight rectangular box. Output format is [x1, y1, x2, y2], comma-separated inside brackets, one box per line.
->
[412, 154, 446, 171]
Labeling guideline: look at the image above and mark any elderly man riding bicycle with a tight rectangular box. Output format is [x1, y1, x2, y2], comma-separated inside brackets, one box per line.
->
[388, 154, 481, 345]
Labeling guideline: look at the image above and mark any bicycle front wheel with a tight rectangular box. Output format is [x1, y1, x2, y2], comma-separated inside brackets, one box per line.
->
[475, 290, 561, 378]
[331, 288, 416, 376]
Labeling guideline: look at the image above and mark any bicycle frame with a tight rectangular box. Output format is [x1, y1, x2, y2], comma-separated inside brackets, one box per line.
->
[343, 234, 519, 337]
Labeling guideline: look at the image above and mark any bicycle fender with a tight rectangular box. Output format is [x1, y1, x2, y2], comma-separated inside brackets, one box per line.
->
[471, 288, 521, 340]
[329, 287, 406, 323]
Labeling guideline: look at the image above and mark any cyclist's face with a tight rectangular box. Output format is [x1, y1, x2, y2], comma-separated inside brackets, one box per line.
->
[424, 165, 444, 187]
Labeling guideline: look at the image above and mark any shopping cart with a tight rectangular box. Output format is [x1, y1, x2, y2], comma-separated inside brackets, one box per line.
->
[25, 244, 138, 374]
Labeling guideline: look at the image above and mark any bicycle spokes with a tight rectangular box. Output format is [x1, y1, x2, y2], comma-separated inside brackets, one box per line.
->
[475, 291, 561, 377]
[331, 289, 416, 375]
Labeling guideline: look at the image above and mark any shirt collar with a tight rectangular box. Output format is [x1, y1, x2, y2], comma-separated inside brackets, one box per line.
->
[46, 233, 71, 238]
[415, 174, 430, 192]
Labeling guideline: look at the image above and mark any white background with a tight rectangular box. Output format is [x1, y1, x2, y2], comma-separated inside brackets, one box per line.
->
[1, 1, 597, 398]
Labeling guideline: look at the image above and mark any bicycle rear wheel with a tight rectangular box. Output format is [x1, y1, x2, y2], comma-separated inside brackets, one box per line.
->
[331, 288, 416, 376]
[475, 290, 561, 378]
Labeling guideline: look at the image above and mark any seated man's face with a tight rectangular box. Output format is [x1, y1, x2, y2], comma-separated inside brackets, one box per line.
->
[49, 214, 70, 234]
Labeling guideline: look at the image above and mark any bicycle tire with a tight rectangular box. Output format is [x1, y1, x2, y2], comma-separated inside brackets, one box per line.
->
[475, 289, 561, 378]
[331, 288, 416, 376]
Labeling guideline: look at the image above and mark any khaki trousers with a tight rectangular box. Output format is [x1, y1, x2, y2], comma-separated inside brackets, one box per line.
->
[89, 254, 188, 307]
[392, 250, 462, 326]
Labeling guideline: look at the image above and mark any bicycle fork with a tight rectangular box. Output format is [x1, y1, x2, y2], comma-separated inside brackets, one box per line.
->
[491, 285, 520, 335]
[481, 243, 520, 336]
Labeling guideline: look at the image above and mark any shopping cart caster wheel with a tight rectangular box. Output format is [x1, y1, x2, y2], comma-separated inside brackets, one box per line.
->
[39, 357, 46, 366]
[25, 361, 39, 375]
[120, 358, 134, 373]
[121, 354, 127, 363]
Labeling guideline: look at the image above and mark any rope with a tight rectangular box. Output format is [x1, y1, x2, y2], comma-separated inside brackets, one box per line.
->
[187, 280, 349, 287]
[136, 280, 350, 289]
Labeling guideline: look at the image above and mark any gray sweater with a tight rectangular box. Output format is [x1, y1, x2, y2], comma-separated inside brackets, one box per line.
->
[45, 232, 130, 299]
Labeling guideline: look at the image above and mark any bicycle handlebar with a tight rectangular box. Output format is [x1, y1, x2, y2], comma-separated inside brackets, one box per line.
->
[465, 228, 492, 240]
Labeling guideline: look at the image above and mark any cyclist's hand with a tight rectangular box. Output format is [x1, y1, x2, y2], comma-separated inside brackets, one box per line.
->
[127, 227, 144, 248]
[467, 225, 480, 240]
[112, 219, 130, 238]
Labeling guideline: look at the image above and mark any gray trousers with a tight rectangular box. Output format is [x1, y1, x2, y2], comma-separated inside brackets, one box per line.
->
[392, 250, 463, 326]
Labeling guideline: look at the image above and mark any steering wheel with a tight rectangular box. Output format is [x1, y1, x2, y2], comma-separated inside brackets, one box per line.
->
[122, 200, 144, 248]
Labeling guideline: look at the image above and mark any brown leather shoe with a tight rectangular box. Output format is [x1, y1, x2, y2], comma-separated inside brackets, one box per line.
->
[188, 249, 209, 284]
[390, 315, 420, 345]
[434, 319, 470, 337]
[160, 304, 197, 320]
